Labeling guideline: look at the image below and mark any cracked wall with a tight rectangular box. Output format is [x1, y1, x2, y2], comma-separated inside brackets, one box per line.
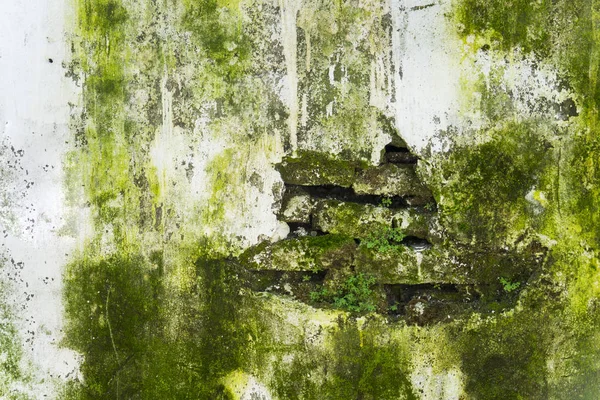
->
[2, 0, 600, 399]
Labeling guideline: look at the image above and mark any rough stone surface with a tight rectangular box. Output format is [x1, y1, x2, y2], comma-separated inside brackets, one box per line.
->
[354, 246, 462, 285]
[312, 200, 393, 239]
[240, 234, 356, 272]
[354, 244, 541, 286]
[276, 150, 363, 187]
[353, 163, 433, 202]
[392, 208, 438, 241]
[278, 186, 313, 224]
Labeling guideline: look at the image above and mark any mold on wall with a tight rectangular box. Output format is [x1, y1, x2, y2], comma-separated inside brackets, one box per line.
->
[3, 0, 600, 398]
[55, 0, 600, 397]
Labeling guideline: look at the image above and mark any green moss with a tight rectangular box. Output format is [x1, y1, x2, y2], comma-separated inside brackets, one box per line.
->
[180, 258, 251, 397]
[270, 355, 321, 399]
[66, 0, 162, 247]
[77, 0, 129, 134]
[79, 0, 129, 35]
[240, 234, 357, 271]
[563, 130, 600, 246]
[317, 90, 378, 159]
[203, 148, 240, 228]
[266, 316, 417, 400]
[61, 0, 439, 397]
[322, 320, 417, 400]
[453, 0, 600, 115]
[63, 254, 253, 399]
[555, 302, 600, 398]
[63, 254, 161, 397]
[435, 120, 552, 246]
[294, 0, 389, 156]
[477, 63, 515, 124]
[0, 275, 31, 398]
[181, 0, 251, 81]
[276, 150, 367, 187]
[59, 0, 600, 397]
[457, 310, 551, 400]
[313, 200, 393, 239]
[453, 0, 552, 55]
[448, 6, 600, 394]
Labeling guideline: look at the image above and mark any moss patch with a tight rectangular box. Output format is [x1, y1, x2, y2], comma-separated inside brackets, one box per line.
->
[321, 319, 417, 400]
[433, 120, 552, 246]
[240, 234, 357, 272]
[457, 310, 551, 400]
[312, 200, 393, 239]
[276, 150, 366, 187]
[63, 254, 253, 398]
[453, 0, 600, 115]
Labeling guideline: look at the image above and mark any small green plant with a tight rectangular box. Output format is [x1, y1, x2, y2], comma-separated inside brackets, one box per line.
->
[424, 202, 436, 212]
[380, 197, 392, 207]
[310, 289, 325, 302]
[499, 277, 521, 293]
[310, 273, 377, 313]
[363, 226, 406, 253]
[302, 274, 312, 282]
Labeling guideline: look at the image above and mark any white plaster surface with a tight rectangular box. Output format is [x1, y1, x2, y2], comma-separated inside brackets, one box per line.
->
[391, 0, 464, 152]
[0, 0, 82, 396]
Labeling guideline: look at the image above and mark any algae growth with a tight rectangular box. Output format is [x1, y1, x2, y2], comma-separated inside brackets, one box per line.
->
[57, 0, 600, 398]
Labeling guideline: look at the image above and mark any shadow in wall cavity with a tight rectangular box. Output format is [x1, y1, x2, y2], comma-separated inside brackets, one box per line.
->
[285, 184, 410, 208]
[384, 144, 418, 164]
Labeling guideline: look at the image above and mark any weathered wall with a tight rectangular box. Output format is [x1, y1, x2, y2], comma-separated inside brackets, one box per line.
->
[0, 0, 82, 397]
[2, 0, 600, 398]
